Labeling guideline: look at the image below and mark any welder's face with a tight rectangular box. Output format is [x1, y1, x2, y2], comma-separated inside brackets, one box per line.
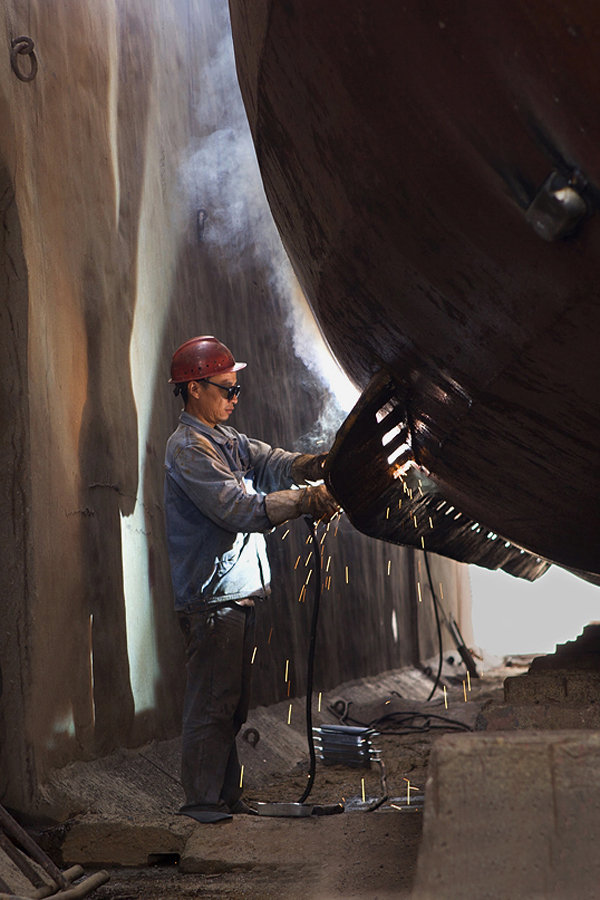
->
[188, 374, 239, 427]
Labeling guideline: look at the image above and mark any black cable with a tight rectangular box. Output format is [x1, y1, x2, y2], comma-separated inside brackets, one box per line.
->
[297, 517, 320, 804]
[423, 548, 443, 702]
[328, 702, 472, 735]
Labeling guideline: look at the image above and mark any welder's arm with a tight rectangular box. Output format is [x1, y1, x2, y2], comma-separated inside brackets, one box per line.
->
[290, 453, 328, 484]
[265, 484, 339, 526]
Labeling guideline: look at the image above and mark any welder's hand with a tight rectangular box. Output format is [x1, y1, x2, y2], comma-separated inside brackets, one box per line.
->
[300, 484, 340, 523]
[291, 453, 328, 484]
[265, 484, 341, 526]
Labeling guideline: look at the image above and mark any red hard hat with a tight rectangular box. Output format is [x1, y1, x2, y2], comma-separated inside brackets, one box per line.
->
[169, 336, 247, 383]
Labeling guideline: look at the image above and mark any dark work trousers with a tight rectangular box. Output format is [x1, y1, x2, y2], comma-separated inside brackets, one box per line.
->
[178, 603, 256, 810]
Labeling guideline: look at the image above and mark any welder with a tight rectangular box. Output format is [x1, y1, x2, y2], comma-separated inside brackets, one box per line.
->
[164, 335, 339, 824]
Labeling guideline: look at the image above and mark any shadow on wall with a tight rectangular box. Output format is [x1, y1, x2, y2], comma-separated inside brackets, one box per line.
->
[0, 164, 32, 802]
[74, 5, 154, 756]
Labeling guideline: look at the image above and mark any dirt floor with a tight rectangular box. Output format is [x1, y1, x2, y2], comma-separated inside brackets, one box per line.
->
[27, 655, 520, 899]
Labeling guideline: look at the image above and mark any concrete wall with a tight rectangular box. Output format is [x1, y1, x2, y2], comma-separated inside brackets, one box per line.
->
[0, 0, 471, 817]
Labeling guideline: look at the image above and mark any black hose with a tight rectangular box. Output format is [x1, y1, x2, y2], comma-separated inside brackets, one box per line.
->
[423, 549, 443, 702]
[297, 517, 321, 804]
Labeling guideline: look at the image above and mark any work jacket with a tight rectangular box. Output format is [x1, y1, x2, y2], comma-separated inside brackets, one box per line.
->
[164, 411, 299, 611]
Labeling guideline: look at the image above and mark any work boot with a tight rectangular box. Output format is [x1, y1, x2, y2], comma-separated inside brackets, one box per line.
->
[177, 802, 233, 823]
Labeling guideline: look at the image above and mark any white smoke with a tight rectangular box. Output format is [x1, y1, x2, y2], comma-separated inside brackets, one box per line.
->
[178, 1, 359, 437]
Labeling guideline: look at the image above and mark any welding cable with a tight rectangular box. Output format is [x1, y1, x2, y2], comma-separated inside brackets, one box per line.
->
[369, 757, 389, 811]
[297, 517, 321, 805]
[423, 549, 444, 702]
[328, 702, 471, 735]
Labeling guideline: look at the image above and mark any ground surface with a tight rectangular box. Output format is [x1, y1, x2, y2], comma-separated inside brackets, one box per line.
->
[30, 656, 517, 899]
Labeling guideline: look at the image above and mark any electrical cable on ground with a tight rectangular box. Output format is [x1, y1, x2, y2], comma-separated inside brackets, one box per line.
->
[297, 517, 320, 804]
[328, 699, 472, 735]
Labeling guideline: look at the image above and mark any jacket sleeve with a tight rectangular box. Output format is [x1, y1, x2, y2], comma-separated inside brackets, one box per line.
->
[169, 436, 273, 533]
[243, 435, 301, 494]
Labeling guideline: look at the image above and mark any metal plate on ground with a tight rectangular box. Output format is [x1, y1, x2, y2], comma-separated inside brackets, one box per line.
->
[255, 802, 314, 817]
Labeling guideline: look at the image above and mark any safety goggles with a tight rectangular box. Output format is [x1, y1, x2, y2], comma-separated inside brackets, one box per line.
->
[202, 379, 241, 401]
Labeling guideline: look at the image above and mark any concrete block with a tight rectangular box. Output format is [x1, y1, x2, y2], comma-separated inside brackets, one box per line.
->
[530, 623, 600, 671]
[413, 731, 600, 900]
[61, 821, 189, 867]
[504, 671, 600, 705]
[478, 702, 600, 732]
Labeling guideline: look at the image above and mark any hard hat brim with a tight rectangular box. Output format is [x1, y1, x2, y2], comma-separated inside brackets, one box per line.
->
[169, 360, 247, 383]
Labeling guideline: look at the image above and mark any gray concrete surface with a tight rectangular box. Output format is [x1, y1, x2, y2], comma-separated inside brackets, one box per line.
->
[413, 730, 600, 900]
[477, 701, 600, 731]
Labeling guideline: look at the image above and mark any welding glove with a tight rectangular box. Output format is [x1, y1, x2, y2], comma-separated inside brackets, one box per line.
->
[291, 453, 328, 484]
[265, 484, 340, 526]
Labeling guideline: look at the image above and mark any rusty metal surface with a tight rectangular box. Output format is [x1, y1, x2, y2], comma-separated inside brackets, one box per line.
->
[325, 372, 549, 580]
[230, 0, 600, 575]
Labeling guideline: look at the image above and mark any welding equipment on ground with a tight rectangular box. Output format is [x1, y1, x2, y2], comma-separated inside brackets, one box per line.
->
[313, 724, 381, 768]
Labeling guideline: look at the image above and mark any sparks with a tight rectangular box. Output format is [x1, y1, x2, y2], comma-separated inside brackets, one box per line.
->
[305, 551, 313, 566]
[345, 566, 349, 584]
[417, 582, 422, 602]
[413, 514, 418, 528]
[443, 685, 448, 709]
[305, 569, 312, 585]
[387, 560, 391, 576]
[326, 555, 332, 572]
[429, 516, 434, 529]
[239, 765, 244, 789]
[463, 681, 467, 702]
[298, 584, 306, 603]
[251, 646, 257, 665]
[467, 671, 472, 692]
[361, 777, 366, 803]
[268, 627, 273, 644]
[420, 536, 425, 549]
[439, 582, 444, 600]
[287, 679, 291, 697]
[281, 529, 290, 541]
[318, 692, 322, 712]
[407, 779, 411, 806]
[294, 555, 301, 570]
[287, 703, 292, 725]
[386, 506, 390, 519]
[284, 659, 289, 682]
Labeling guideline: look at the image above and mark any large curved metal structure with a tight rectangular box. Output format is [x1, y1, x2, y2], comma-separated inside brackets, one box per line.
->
[229, 1, 600, 577]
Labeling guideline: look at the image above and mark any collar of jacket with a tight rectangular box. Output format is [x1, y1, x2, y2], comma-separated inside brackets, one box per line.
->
[179, 410, 234, 446]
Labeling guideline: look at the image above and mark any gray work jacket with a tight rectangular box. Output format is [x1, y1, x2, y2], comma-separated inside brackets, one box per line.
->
[164, 411, 299, 611]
